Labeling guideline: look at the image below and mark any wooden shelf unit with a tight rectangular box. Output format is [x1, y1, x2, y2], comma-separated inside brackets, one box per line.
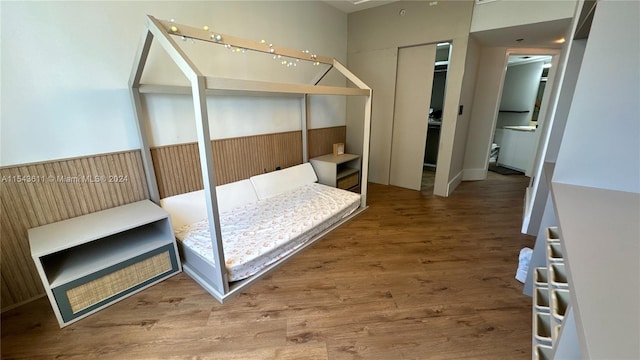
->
[29, 200, 181, 327]
[310, 153, 361, 190]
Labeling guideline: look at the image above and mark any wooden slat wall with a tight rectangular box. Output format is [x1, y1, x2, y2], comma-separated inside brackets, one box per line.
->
[152, 128, 347, 199]
[213, 131, 302, 185]
[0, 150, 150, 310]
[308, 126, 347, 159]
[151, 143, 204, 200]
[152, 131, 304, 199]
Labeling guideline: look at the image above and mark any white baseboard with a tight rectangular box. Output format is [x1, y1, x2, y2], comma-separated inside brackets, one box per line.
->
[447, 170, 463, 196]
[462, 168, 487, 181]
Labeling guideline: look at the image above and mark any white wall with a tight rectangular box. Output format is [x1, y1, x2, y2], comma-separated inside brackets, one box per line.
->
[471, 0, 577, 33]
[0, 1, 347, 166]
[497, 61, 544, 127]
[433, 35, 472, 196]
[551, 2, 640, 358]
[448, 35, 480, 185]
[553, 2, 640, 194]
[462, 45, 507, 180]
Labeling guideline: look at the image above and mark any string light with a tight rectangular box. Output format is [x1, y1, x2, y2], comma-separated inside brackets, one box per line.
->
[167, 18, 316, 70]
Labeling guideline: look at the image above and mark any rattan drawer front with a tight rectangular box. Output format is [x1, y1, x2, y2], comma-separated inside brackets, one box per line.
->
[52, 244, 179, 323]
[338, 173, 359, 190]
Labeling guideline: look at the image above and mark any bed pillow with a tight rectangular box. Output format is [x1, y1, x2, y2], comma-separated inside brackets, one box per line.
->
[160, 179, 258, 230]
[160, 190, 207, 230]
[250, 163, 318, 200]
[216, 179, 259, 212]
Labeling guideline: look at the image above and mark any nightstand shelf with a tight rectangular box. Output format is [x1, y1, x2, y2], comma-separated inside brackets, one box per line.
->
[310, 153, 361, 190]
[29, 200, 181, 327]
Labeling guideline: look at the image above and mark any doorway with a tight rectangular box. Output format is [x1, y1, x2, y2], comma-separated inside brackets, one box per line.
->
[490, 55, 552, 177]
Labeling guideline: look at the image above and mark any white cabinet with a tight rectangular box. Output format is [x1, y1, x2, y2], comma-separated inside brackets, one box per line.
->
[494, 128, 537, 173]
[309, 153, 361, 190]
[29, 200, 181, 327]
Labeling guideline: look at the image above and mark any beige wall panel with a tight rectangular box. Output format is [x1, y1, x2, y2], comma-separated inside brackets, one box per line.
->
[0, 151, 149, 310]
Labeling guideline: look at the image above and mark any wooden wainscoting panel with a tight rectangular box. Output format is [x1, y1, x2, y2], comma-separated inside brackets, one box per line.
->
[151, 143, 204, 200]
[212, 131, 303, 185]
[308, 126, 347, 159]
[153, 132, 304, 198]
[0, 150, 149, 310]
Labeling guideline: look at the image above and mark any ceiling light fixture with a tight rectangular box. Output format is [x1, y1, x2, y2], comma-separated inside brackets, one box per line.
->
[554, 37, 566, 44]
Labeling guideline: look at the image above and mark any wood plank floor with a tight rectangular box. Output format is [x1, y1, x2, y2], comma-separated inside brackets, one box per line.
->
[1, 174, 535, 359]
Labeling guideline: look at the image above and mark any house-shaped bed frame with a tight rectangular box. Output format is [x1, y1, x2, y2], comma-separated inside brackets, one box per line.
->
[129, 15, 372, 302]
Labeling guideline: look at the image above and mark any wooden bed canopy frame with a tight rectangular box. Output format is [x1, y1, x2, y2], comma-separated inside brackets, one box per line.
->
[129, 15, 372, 301]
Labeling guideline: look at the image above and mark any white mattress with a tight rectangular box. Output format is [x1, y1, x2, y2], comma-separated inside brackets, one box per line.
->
[173, 183, 360, 281]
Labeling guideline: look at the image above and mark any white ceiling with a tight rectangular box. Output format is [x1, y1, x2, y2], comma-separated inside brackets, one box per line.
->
[471, 18, 572, 49]
[325, 1, 571, 49]
[323, 0, 399, 14]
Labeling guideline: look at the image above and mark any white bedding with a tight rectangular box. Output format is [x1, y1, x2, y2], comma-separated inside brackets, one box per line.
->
[173, 183, 360, 281]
